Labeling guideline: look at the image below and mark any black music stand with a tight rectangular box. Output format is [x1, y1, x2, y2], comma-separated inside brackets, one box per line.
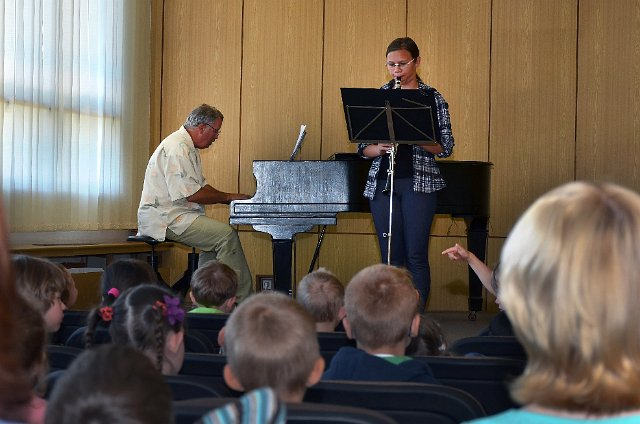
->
[340, 88, 440, 145]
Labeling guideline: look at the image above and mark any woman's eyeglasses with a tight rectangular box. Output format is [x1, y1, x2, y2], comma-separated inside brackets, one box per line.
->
[385, 58, 416, 68]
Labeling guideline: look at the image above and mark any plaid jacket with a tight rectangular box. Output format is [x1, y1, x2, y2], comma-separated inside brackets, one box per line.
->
[357, 79, 454, 199]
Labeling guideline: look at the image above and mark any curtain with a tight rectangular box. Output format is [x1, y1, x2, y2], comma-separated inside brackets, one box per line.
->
[1, 0, 150, 231]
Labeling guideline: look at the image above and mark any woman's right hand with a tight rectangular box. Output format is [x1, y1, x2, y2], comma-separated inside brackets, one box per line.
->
[442, 243, 471, 263]
[363, 143, 394, 158]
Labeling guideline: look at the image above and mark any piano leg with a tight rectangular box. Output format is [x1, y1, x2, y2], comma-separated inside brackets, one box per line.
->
[272, 239, 294, 296]
[465, 216, 489, 317]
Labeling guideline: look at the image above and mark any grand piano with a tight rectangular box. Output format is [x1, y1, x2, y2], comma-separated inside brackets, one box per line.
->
[230, 154, 491, 314]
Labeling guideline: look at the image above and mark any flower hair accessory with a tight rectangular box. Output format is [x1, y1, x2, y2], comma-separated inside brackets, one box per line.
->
[153, 295, 185, 326]
[163, 295, 185, 325]
[99, 306, 113, 322]
[107, 288, 120, 298]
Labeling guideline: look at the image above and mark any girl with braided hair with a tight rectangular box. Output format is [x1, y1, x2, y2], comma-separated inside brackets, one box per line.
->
[86, 284, 186, 375]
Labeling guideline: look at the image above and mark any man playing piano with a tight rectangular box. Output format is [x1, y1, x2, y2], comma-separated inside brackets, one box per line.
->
[136, 104, 253, 302]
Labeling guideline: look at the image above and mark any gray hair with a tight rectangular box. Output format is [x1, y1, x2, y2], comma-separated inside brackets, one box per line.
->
[184, 104, 224, 128]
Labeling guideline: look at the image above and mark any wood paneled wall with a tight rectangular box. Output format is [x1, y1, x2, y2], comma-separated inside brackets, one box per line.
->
[152, 0, 640, 311]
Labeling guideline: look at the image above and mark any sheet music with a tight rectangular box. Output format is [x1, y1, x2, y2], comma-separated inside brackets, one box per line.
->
[289, 124, 307, 161]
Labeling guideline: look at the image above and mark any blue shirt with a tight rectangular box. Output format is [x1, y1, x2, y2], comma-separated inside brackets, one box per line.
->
[465, 409, 640, 424]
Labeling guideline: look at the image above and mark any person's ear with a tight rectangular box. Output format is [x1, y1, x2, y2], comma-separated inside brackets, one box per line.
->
[415, 56, 421, 67]
[217, 326, 226, 347]
[337, 306, 346, 321]
[189, 291, 196, 305]
[166, 329, 184, 355]
[342, 317, 354, 339]
[410, 313, 421, 338]
[223, 364, 244, 391]
[223, 296, 237, 312]
[306, 357, 325, 387]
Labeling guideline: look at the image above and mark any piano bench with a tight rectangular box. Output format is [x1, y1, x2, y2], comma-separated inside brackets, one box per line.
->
[126, 236, 198, 295]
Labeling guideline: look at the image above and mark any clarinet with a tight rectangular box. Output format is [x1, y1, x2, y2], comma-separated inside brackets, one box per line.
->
[382, 77, 401, 194]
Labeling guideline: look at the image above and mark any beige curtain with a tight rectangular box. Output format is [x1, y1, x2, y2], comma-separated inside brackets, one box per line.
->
[1, 0, 150, 231]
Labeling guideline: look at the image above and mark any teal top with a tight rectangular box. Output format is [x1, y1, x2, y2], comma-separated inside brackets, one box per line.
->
[189, 306, 224, 314]
[465, 409, 640, 424]
[378, 355, 413, 365]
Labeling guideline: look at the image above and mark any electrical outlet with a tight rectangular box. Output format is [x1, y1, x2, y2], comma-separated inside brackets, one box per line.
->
[256, 275, 274, 292]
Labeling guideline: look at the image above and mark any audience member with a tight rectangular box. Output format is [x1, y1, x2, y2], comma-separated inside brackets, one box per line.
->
[322, 264, 437, 383]
[198, 387, 285, 424]
[442, 244, 495, 294]
[189, 260, 238, 314]
[99, 257, 158, 302]
[45, 344, 172, 424]
[296, 267, 345, 332]
[58, 265, 78, 310]
[82, 258, 162, 347]
[442, 244, 513, 336]
[222, 292, 324, 402]
[0, 200, 36, 422]
[12, 296, 49, 424]
[405, 313, 448, 356]
[86, 284, 186, 375]
[466, 181, 640, 423]
[12, 255, 69, 333]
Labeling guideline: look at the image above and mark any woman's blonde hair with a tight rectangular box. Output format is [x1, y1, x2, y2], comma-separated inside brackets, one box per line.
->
[500, 181, 640, 413]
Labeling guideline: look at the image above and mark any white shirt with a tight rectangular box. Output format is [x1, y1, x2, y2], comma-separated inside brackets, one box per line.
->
[137, 126, 207, 240]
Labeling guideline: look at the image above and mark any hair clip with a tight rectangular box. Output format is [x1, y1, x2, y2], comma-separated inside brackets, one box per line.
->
[107, 287, 120, 298]
[99, 306, 113, 322]
[153, 300, 167, 315]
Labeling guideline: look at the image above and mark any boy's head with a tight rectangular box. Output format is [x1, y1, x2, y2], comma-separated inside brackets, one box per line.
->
[343, 264, 420, 352]
[222, 292, 324, 403]
[12, 255, 68, 332]
[189, 261, 238, 312]
[297, 268, 345, 332]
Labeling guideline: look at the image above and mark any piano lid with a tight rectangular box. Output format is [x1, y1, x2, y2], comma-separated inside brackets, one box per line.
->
[230, 160, 369, 217]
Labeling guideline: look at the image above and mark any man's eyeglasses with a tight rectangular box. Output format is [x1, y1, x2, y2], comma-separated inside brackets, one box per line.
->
[385, 58, 416, 68]
[204, 123, 222, 135]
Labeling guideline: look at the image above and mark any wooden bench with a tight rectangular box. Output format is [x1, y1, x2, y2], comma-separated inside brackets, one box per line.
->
[10, 231, 176, 309]
[11, 230, 174, 258]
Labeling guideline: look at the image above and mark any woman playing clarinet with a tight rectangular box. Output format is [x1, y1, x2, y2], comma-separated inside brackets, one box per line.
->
[358, 37, 455, 311]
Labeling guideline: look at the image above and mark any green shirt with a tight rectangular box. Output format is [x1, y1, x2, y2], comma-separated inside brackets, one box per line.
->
[189, 306, 224, 314]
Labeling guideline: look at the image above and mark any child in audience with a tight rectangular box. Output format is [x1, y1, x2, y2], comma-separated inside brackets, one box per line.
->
[296, 267, 345, 332]
[442, 244, 513, 336]
[1, 214, 34, 422]
[222, 291, 325, 402]
[14, 297, 48, 424]
[45, 344, 172, 424]
[405, 313, 449, 356]
[189, 260, 238, 314]
[58, 266, 78, 310]
[466, 181, 640, 423]
[322, 264, 437, 383]
[82, 258, 161, 347]
[198, 387, 285, 424]
[86, 284, 186, 375]
[12, 255, 69, 333]
[100, 257, 158, 302]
